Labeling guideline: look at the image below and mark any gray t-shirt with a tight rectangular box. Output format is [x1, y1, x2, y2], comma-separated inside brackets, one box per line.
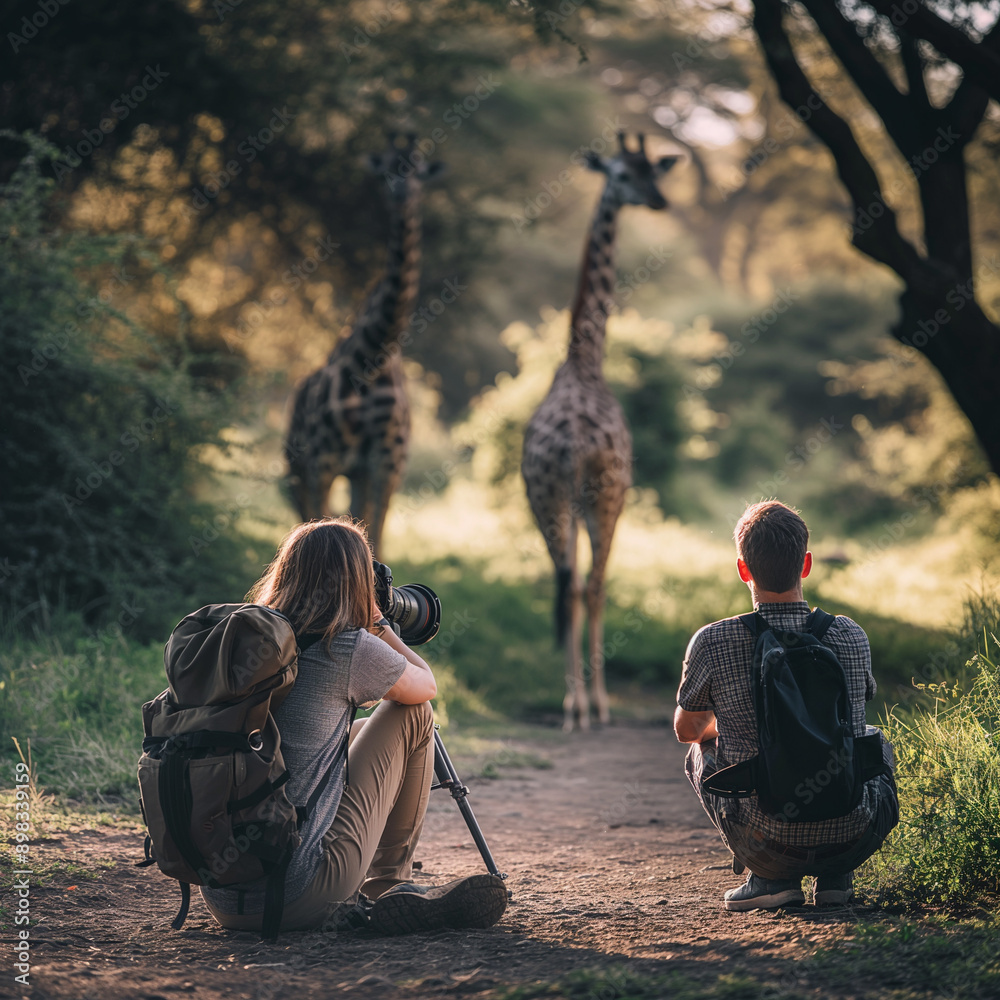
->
[201, 627, 406, 915]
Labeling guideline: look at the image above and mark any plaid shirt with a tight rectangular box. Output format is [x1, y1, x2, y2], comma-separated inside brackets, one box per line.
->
[677, 601, 877, 846]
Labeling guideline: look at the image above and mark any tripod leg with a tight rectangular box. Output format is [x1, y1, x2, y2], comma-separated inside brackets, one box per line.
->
[432, 729, 507, 883]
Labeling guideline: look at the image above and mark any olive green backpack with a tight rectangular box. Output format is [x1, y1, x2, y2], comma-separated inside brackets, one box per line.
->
[137, 604, 325, 940]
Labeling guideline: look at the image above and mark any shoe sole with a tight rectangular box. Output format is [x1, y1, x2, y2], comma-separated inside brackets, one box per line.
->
[369, 874, 508, 935]
[724, 889, 805, 912]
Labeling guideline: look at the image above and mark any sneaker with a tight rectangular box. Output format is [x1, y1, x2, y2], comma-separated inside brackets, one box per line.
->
[813, 872, 854, 906]
[368, 874, 508, 935]
[321, 893, 374, 932]
[723, 873, 805, 912]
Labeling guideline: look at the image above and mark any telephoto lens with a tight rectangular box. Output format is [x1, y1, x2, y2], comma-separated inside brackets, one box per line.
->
[372, 561, 442, 645]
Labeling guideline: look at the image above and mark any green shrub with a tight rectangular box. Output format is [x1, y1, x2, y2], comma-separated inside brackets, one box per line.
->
[860, 606, 1000, 907]
[0, 131, 265, 641]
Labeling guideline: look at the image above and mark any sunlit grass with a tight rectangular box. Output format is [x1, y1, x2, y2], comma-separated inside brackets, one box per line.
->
[859, 615, 1000, 909]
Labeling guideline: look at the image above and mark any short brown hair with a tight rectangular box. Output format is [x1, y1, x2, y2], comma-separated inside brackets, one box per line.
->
[734, 501, 809, 593]
[247, 518, 375, 641]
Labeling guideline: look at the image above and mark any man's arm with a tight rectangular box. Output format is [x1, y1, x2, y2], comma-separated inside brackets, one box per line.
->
[673, 705, 718, 744]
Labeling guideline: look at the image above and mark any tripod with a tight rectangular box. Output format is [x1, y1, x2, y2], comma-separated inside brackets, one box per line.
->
[432, 727, 509, 890]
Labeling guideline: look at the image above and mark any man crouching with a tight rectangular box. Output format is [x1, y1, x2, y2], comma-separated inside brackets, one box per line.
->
[674, 501, 899, 910]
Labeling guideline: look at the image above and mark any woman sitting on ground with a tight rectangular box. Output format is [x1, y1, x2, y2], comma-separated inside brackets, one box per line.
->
[200, 517, 508, 935]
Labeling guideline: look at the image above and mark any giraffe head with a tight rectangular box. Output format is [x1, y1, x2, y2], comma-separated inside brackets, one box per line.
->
[585, 132, 679, 210]
[368, 132, 446, 205]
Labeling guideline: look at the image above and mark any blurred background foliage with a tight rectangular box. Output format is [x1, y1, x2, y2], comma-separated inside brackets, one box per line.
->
[1, 0, 999, 742]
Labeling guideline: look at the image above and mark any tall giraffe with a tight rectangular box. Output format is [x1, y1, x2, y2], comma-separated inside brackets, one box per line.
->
[285, 135, 443, 558]
[522, 133, 679, 731]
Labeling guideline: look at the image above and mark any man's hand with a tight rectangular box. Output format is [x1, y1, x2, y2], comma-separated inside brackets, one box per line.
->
[674, 706, 718, 744]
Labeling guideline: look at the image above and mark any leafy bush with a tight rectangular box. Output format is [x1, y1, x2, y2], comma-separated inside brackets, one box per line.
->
[0, 131, 265, 640]
[860, 601, 1000, 907]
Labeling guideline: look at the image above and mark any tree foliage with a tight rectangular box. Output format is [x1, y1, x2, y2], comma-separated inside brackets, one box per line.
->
[750, 0, 1000, 470]
[0, 132, 262, 637]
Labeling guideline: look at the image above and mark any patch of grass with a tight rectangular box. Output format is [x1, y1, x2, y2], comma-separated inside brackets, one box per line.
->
[496, 966, 800, 1000]
[494, 916, 1000, 1000]
[0, 625, 167, 808]
[858, 603, 1000, 909]
[812, 913, 1000, 999]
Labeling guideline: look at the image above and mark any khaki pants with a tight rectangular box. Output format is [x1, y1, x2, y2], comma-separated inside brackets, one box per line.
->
[204, 699, 435, 932]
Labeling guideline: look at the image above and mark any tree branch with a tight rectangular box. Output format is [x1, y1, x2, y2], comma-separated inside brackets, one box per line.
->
[751, 0, 926, 281]
[865, 0, 1000, 103]
[798, 0, 924, 154]
[899, 33, 931, 113]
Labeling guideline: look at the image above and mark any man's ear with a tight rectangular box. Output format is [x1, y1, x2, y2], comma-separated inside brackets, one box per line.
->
[655, 155, 681, 176]
[585, 151, 609, 173]
[801, 551, 813, 579]
[737, 558, 753, 584]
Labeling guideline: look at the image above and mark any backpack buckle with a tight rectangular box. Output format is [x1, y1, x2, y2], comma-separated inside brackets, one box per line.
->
[247, 730, 264, 752]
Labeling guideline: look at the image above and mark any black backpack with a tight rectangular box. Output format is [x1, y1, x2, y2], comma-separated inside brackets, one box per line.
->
[701, 608, 889, 823]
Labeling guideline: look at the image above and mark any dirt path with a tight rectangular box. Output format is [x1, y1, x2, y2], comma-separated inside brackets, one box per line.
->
[12, 724, 877, 1000]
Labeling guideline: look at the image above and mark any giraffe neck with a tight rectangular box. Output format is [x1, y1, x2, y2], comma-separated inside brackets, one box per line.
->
[567, 184, 621, 378]
[339, 188, 422, 365]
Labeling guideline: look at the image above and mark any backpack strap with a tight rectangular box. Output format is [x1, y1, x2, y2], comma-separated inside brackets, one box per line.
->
[344, 704, 359, 788]
[296, 632, 325, 653]
[170, 882, 192, 930]
[158, 747, 213, 888]
[227, 771, 291, 815]
[261, 853, 293, 940]
[738, 612, 771, 639]
[806, 607, 837, 641]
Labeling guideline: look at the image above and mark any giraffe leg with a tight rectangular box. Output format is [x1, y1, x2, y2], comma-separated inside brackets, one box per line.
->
[583, 490, 625, 727]
[561, 517, 588, 732]
[297, 464, 336, 522]
[349, 473, 375, 539]
[367, 459, 404, 564]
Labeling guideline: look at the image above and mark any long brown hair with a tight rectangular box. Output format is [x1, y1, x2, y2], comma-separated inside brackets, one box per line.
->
[247, 518, 375, 641]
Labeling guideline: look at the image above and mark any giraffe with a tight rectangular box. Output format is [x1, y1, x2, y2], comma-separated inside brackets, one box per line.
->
[522, 133, 679, 732]
[285, 134, 443, 559]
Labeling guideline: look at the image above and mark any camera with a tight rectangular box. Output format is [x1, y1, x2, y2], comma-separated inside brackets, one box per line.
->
[373, 560, 441, 645]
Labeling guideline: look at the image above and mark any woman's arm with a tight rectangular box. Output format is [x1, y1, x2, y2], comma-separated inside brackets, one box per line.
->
[374, 622, 437, 704]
